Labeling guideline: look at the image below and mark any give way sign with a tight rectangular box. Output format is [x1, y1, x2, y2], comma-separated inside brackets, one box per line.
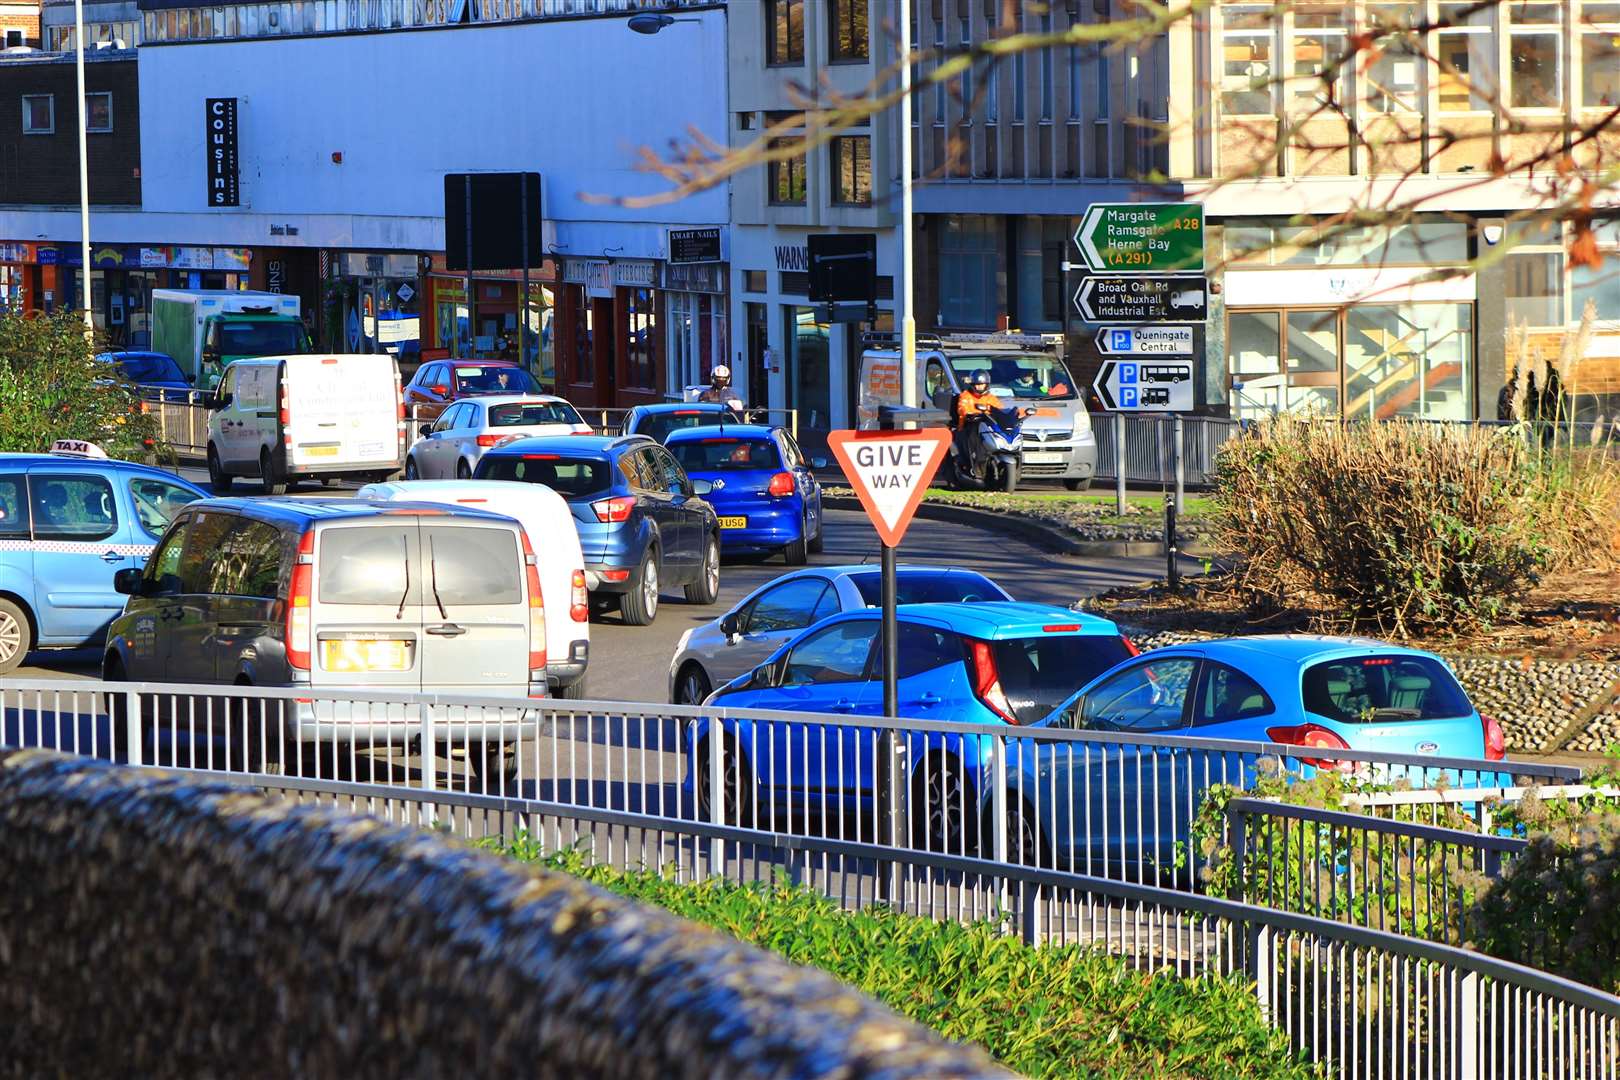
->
[827, 428, 952, 547]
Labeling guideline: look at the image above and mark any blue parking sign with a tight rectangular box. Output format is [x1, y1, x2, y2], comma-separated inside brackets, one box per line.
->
[1110, 329, 1132, 352]
[1120, 386, 1139, 407]
[1119, 363, 1138, 384]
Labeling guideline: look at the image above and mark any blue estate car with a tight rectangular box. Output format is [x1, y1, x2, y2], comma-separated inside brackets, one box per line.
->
[475, 434, 720, 626]
[620, 402, 741, 445]
[0, 451, 207, 672]
[665, 425, 824, 564]
[685, 602, 1134, 820]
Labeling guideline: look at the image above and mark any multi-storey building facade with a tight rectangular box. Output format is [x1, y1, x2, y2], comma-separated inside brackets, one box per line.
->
[1, 0, 41, 47]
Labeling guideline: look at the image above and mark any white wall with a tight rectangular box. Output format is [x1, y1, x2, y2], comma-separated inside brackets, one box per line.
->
[136, 10, 728, 255]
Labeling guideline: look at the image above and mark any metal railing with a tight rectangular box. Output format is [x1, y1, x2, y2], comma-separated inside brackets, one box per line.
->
[1092, 413, 1239, 489]
[1224, 798, 1529, 949]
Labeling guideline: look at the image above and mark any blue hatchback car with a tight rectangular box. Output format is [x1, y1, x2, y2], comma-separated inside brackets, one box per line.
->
[475, 434, 720, 626]
[0, 451, 207, 672]
[97, 351, 193, 402]
[665, 425, 824, 564]
[686, 602, 1134, 821]
[620, 402, 742, 445]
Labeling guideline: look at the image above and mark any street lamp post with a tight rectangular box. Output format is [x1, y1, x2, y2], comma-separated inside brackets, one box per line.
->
[73, 0, 92, 333]
[898, 0, 916, 417]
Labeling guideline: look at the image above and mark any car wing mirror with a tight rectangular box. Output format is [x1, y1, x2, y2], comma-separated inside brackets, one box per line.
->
[113, 567, 145, 596]
[719, 612, 739, 639]
[418, 424, 434, 439]
[810, 457, 828, 470]
[691, 478, 713, 496]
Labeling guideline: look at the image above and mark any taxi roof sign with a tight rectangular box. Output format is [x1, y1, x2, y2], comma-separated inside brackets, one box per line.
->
[50, 439, 108, 459]
[827, 428, 951, 548]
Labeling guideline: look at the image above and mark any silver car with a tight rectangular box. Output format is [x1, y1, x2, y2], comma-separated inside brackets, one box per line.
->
[667, 564, 1012, 704]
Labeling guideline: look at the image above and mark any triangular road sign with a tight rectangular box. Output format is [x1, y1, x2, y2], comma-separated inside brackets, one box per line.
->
[827, 428, 952, 548]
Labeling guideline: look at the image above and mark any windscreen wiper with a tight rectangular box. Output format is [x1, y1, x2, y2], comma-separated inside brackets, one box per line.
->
[1370, 707, 1422, 721]
[427, 536, 449, 621]
[395, 534, 411, 620]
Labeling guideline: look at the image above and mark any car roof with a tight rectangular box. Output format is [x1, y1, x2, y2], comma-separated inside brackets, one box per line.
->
[664, 423, 775, 443]
[445, 360, 521, 369]
[0, 454, 204, 484]
[635, 402, 732, 414]
[461, 394, 572, 407]
[1155, 634, 1434, 667]
[98, 350, 171, 361]
[361, 479, 567, 508]
[484, 434, 647, 455]
[183, 496, 516, 526]
[854, 601, 1117, 639]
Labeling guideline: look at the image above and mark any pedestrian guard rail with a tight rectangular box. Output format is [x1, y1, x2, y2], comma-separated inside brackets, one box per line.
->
[0, 677, 1612, 1079]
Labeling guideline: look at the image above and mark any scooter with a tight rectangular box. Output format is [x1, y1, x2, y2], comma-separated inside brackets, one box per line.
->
[947, 405, 1026, 493]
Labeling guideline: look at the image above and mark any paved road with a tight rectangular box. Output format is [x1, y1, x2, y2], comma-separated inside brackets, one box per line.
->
[12, 466, 1192, 702]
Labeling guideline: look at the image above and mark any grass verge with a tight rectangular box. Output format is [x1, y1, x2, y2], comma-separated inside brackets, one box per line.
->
[487, 839, 1317, 1080]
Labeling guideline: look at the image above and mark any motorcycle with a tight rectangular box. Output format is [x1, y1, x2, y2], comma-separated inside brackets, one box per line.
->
[947, 405, 1026, 493]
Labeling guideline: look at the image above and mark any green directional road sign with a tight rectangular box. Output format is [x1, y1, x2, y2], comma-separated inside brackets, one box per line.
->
[1074, 203, 1205, 274]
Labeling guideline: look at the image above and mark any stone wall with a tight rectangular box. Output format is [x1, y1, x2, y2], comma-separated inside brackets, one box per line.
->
[0, 750, 1006, 1079]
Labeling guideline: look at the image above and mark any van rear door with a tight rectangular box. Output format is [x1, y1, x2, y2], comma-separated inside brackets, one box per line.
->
[417, 522, 531, 698]
[308, 521, 423, 696]
[284, 355, 400, 470]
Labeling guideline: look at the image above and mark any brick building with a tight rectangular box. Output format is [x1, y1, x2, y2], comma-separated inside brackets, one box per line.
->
[0, 1, 40, 48]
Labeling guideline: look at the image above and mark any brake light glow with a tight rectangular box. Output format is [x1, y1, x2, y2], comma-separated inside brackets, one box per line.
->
[768, 472, 795, 497]
[1121, 635, 1141, 657]
[285, 530, 314, 671]
[476, 434, 505, 447]
[279, 383, 290, 427]
[593, 496, 636, 523]
[970, 640, 1018, 724]
[701, 438, 735, 444]
[523, 454, 560, 460]
[1361, 657, 1395, 666]
[1266, 723, 1353, 771]
[600, 569, 631, 582]
[570, 569, 588, 622]
[674, 410, 701, 416]
[1482, 715, 1506, 760]
[1042, 624, 1079, 633]
[522, 534, 547, 677]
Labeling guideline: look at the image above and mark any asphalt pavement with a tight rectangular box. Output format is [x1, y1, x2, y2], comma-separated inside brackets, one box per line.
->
[11, 465, 1192, 703]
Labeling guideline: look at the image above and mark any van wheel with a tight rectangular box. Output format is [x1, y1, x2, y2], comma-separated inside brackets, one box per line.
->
[620, 549, 659, 626]
[260, 449, 288, 496]
[685, 536, 720, 604]
[0, 597, 29, 675]
[206, 445, 233, 492]
[1063, 478, 1091, 492]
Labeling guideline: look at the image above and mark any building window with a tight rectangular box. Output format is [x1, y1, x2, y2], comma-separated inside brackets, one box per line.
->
[1289, 4, 1348, 109]
[624, 288, 657, 391]
[830, 0, 867, 61]
[22, 95, 53, 135]
[1039, 12, 1054, 120]
[4, 30, 22, 47]
[767, 0, 804, 65]
[1015, 217, 1068, 331]
[743, 270, 768, 293]
[1437, 0, 1497, 112]
[85, 92, 112, 133]
[1364, 5, 1423, 114]
[1221, 5, 1276, 115]
[1571, 218, 1620, 321]
[830, 134, 872, 206]
[1581, 3, 1620, 108]
[1509, 3, 1563, 108]
[768, 137, 807, 205]
[938, 215, 1000, 328]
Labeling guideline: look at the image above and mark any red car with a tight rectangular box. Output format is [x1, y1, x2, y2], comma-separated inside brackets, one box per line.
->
[403, 360, 543, 420]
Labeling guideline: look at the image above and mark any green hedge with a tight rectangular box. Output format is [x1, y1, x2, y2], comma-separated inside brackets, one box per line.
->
[487, 838, 1317, 1080]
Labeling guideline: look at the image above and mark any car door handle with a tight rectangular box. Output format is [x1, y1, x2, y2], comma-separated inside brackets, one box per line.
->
[830, 699, 855, 713]
[425, 623, 467, 637]
[101, 550, 122, 563]
[913, 692, 943, 707]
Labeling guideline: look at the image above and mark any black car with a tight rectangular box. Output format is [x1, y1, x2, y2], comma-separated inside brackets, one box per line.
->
[475, 434, 720, 626]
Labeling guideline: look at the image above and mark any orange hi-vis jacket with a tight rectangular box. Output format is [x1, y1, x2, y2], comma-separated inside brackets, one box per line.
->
[956, 388, 1003, 423]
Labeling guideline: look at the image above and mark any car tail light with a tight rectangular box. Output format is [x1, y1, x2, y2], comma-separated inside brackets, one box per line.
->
[570, 569, 588, 622]
[970, 640, 1018, 724]
[599, 569, 630, 582]
[1121, 635, 1141, 657]
[1482, 714, 1506, 760]
[522, 534, 547, 677]
[768, 472, 795, 497]
[593, 495, 636, 523]
[279, 382, 290, 427]
[285, 530, 314, 671]
[476, 434, 504, 447]
[1266, 723, 1353, 771]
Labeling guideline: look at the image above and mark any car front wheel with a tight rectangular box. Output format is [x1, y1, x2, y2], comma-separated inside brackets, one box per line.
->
[674, 663, 712, 706]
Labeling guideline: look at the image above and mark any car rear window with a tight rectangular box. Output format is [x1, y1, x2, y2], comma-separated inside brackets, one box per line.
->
[477, 454, 610, 496]
[423, 526, 521, 606]
[851, 571, 1007, 606]
[319, 525, 414, 606]
[993, 634, 1134, 724]
[639, 411, 739, 443]
[670, 438, 780, 472]
[118, 354, 186, 383]
[1302, 655, 1473, 722]
[488, 402, 583, 428]
[454, 366, 539, 394]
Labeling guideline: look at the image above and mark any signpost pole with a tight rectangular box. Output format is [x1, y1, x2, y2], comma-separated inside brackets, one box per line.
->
[880, 538, 900, 901]
[898, 0, 917, 422]
[463, 175, 476, 357]
[520, 173, 531, 377]
[1114, 414, 1127, 515]
[73, 0, 92, 335]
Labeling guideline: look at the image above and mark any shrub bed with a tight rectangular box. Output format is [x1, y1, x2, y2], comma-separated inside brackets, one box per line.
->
[488, 839, 1317, 1080]
[0, 312, 161, 459]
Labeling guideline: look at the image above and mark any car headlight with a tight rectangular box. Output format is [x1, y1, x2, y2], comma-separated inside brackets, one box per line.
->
[1072, 410, 1092, 435]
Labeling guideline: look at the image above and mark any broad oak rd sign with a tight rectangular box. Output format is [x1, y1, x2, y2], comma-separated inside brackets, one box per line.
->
[827, 428, 952, 547]
[1073, 275, 1209, 323]
[1074, 203, 1204, 274]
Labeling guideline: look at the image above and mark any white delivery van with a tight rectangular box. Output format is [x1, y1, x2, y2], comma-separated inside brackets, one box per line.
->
[856, 331, 1097, 490]
[358, 479, 593, 698]
[206, 354, 404, 493]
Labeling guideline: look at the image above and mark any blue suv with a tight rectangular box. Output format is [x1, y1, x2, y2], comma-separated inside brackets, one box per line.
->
[476, 435, 720, 626]
[0, 451, 206, 672]
[620, 402, 742, 445]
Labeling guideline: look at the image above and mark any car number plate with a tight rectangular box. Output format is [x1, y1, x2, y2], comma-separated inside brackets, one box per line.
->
[1022, 452, 1064, 464]
[717, 516, 747, 529]
[302, 444, 340, 457]
[323, 638, 410, 673]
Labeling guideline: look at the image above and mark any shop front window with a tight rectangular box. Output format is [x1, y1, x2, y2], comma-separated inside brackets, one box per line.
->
[624, 288, 658, 391]
[1506, 251, 1565, 327]
[1571, 219, 1620, 321]
[572, 288, 594, 385]
[786, 306, 831, 430]
[1285, 309, 1340, 415]
[1344, 305, 1472, 420]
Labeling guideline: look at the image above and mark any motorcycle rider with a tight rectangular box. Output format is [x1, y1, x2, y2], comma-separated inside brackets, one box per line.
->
[696, 364, 741, 408]
[955, 369, 1004, 477]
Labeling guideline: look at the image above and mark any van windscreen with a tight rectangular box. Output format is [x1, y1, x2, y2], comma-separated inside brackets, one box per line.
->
[423, 526, 520, 605]
[219, 321, 306, 357]
[477, 454, 609, 496]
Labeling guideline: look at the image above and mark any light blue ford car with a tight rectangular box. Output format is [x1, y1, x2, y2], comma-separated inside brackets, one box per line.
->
[0, 451, 206, 673]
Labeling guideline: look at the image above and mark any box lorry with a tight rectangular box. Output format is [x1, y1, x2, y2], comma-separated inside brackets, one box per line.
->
[150, 289, 310, 391]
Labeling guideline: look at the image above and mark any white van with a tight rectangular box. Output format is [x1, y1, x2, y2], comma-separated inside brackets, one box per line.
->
[856, 332, 1097, 490]
[206, 354, 404, 493]
[358, 479, 592, 698]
